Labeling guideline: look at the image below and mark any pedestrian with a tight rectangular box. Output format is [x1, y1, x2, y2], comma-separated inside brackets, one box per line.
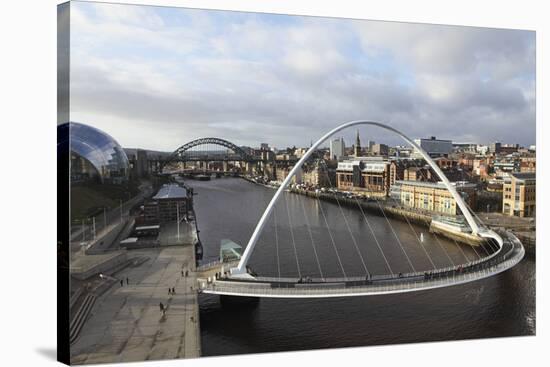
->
[181, 270, 184, 277]
[169, 288, 172, 295]
[120, 279, 123, 287]
[159, 302, 164, 313]
[185, 270, 189, 277]
[126, 277, 129, 285]
[172, 287, 175, 294]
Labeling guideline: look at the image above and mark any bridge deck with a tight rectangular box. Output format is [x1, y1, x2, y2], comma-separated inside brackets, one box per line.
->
[198, 232, 524, 298]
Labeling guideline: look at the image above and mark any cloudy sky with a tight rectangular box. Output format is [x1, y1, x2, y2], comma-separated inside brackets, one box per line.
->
[69, 1, 535, 151]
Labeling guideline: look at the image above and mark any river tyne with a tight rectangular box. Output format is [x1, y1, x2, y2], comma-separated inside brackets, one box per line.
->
[192, 177, 535, 356]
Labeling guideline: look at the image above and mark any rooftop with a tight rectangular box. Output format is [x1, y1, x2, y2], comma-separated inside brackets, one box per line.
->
[153, 184, 188, 200]
[510, 172, 536, 180]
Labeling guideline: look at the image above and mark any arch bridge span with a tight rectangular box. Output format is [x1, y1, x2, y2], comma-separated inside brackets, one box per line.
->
[163, 137, 257, 168]
[196, 120, 524, 298]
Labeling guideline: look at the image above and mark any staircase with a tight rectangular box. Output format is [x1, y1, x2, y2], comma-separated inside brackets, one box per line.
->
[69, 293, 96, 345]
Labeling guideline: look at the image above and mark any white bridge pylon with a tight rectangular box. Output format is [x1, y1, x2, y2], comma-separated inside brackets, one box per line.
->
[231, 120, 501, 277]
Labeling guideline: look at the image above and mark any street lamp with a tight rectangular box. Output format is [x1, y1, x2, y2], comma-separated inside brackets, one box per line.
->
[176, 201, 180, 240]
[103, 207, 107, 229]
[92, 216, 96, 240]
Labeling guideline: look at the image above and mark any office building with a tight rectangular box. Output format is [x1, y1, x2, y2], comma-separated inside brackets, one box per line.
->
[413, 136, 452, 158]
[391, 180, 477, 215]
[336, 157, 391, 197]
[330, 137, 346, 160]
[144, 184, 191, 224]
[502, 173, 536, 217]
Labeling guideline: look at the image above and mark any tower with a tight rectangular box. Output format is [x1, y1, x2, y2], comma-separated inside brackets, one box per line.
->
[354, 130, 362, 157]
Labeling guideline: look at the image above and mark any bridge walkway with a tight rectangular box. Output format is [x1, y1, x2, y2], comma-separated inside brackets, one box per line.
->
[198, 232, 523, 298]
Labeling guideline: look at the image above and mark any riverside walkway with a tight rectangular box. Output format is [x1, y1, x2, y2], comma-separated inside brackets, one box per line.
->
[71, 245, 201, 364]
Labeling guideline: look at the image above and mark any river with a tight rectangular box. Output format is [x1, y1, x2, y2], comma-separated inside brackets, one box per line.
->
[193, 177, 535, 356]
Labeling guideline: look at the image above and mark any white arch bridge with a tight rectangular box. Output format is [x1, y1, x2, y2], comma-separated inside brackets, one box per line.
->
[197, 121, 525, 298]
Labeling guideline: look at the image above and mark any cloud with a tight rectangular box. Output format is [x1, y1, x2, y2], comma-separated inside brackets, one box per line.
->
[69, 2, 535, 151]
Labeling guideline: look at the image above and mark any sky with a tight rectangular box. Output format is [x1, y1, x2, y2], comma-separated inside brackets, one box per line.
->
[68, 1, 536, 151]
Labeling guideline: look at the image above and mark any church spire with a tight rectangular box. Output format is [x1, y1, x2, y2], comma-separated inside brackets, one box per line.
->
[354, 130, 361, 157]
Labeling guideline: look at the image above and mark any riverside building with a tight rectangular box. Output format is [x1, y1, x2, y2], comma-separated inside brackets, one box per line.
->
[144, 184, 192, 224]
[502, 172, 536, 217]
[336, 157, 391, 197]
[390, 180, 477, 216]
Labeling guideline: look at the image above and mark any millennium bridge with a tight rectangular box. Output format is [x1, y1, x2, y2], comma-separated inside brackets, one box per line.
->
[196, 120, 525, 298]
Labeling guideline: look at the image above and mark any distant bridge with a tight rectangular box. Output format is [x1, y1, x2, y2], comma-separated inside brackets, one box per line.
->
[196, 120, 525, 298]
[164, 137, 258, 165]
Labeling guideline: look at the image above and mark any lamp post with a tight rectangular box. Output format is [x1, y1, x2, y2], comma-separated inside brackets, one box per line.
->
[92, 216, 96, 240]
[82, 219, 86, 242]
[176, 201, 180, 240]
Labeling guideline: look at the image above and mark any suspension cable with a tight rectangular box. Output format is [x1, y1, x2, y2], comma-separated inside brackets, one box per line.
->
[354, 196, 394, 275]
[384, 184, 437, 270]
[399, 158, 458, 267]
[284, 191, 302, 278]
[300, 198, 325, 280]
[408, 158, 484, 260]
[320, 159, 417, 274]
[316, 194, 347, 278]
[375, 199, 417, 272]
[273, 202, 281, 278]
[467, 207, 499, 253]
[320, 160, 370, 277]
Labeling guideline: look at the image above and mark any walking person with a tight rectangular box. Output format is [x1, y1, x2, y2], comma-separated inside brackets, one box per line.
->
[159, 302, 164, 314]
[126, 277, 129, 285]
[168, 288, 172, 295]
[120, 279, 123, 287]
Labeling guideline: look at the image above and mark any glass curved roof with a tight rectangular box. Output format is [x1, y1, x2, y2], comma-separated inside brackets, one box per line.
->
[58, 122, 129, 182]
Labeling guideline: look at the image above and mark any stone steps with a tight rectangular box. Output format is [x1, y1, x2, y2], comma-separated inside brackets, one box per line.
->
[69, 293, 96, 345]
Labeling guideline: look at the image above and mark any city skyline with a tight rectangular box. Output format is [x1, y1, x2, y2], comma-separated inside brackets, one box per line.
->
[69, 2, 535, 151]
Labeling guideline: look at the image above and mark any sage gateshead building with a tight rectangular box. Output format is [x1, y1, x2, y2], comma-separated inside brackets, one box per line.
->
[57, 122, 130, 184]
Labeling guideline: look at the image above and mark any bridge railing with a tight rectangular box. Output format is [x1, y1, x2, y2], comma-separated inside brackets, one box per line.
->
[225, 237, 506, 286]
[201, 254, 522, 297]
[199, 232, 523, 296]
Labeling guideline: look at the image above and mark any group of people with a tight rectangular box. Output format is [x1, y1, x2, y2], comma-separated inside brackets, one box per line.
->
[423, 271, 436, 279]
[157, 265, 198, 317]
[297, 276, 314, 284]
[119, 277, 129, 287]
[214, 271, 227, 280]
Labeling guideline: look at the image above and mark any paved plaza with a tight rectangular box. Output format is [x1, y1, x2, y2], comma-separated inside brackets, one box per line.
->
[71, 245, 200, 364]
